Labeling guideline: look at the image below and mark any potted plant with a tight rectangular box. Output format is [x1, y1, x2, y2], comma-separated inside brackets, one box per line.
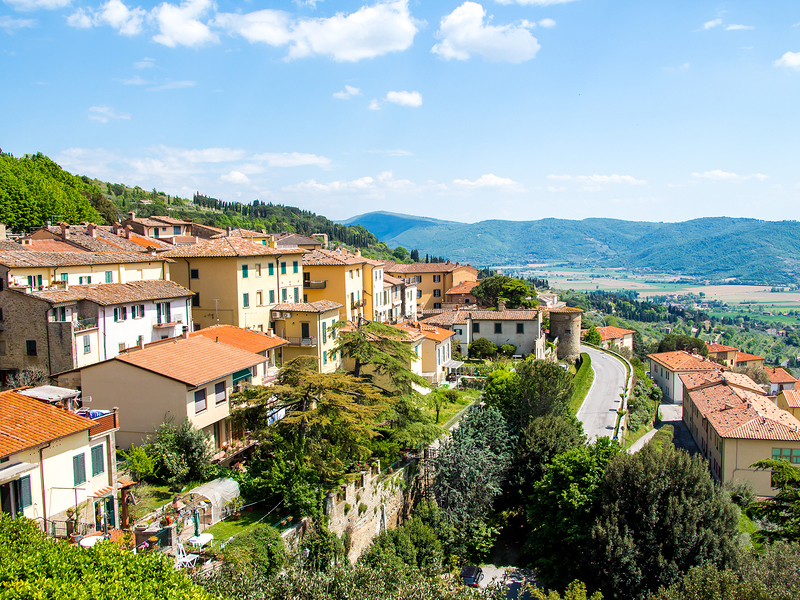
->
[65, 508, 77, 538]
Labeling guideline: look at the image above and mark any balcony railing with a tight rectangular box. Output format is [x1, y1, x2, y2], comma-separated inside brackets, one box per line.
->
[351, 299, 366, 309]
[303, 280, 327, 289]
[287, 336, 317, 347]
[74, 317, 98, 331]
[152, 316, 184, 328]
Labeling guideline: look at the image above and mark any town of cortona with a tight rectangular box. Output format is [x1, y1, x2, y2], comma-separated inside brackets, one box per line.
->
[2, 2, 800, 599]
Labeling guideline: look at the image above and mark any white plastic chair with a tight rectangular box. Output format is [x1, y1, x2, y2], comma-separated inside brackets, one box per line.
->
[175, 544, 199, 570]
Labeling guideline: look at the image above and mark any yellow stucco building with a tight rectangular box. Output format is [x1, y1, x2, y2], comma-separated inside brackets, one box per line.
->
[383, 262, 478, 312]
[302, 249, 368, 322]
[163, 238, 306, 332]
[270, 300, 343, 373]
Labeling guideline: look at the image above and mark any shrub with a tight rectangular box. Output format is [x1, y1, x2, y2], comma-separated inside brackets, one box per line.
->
[223, 525, 286, 578]
[468, 338, 497, 359]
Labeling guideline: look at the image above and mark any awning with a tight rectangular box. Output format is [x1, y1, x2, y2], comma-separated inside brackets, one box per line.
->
[19, 385, 80, 403]
[232, 368, 252, 384]
[442, 360, 464, 369]
[0, 462, 37, 485]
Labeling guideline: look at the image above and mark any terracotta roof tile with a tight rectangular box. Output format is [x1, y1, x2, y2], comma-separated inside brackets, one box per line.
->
[27, 280, 193, 305]
[0, 390, 94, 457]
[548, 306, 584, 314]
[736, 351, 764, 363]
[302, 248, 368, 266]
[781, 390, 800, 408]
[162, 238, 305, 258]
[445, 280, 478, 295]
[395, 321, 455, 342]
[420, 310, 468, 328]
[465, 309, 542, 321]
[706, 342, 738, 353]
[271, 300, 342, 313]
[383, 261, 475, 274]
[597, 326, 637, 341]
[0, 251, 170, 268]
[23, 239, 88, 253]
[0, 241, 26, 251]
[764, 367, 797, 385]
[114, 336, 266, 387]
[383, 273, 404, 286]
[648, 350, 719, 372]
[191, 325, 288, 353]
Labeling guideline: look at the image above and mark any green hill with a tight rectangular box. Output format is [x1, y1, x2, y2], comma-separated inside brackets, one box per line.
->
[343, 212, 800, 284]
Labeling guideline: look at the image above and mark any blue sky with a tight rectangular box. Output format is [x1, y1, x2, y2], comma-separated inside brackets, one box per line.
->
[2, 0, 799, 224]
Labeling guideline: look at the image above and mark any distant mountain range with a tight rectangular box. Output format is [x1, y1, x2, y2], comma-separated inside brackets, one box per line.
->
[340, 212, 800, 284]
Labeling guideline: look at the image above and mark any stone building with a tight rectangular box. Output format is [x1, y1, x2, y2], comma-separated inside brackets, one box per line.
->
[548, 306, 583, 361]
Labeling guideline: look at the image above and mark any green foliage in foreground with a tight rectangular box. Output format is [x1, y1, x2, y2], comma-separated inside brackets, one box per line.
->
[569, 352, 594, 415]
[222, 525, 286, 578]
[748, 459, 800, 543]
[0, 515, 212, 600]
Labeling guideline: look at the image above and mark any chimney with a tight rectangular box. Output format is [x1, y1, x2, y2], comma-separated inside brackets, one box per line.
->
[124, 224, 132, 239]
[355, 249, 361, 257]
[226, 226, 232, 237]
[182, 326, 189, 339]
[498, 300, 506, 311]
[59, 222, 69, 241]
[128, 211, 136, 221]
[268, 328, 274, 337]
[268, 235, 277, 249]
[87, 223, 97, 238]
[138, 336, 145, 350]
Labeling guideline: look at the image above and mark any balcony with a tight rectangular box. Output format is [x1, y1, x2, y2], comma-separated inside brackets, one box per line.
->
[351, 298, 366, 309]
[287, 336, 317, 347]
[74, 317, 98, 331]
[152, 316, 184, 328]
[303, 280, 327, 289]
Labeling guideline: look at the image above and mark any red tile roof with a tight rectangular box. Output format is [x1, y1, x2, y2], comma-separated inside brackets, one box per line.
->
[271, 300, 342, 313]
[191, 325, 288, 353]
[781, 390, 800, 408]
[395, 321, 455, 343]
[736, 351, 764, 363]
[162, 238, 305, 258]
[706, 342, 738, 354]
[548, 306, 584, 314]
[689, 383, 800, 441]
[114, 336, 266, 387]
[0, 390, 94, 457]
[597, 326, 637, 341]
[302, 248, 368, 266]
[28, 280, 193, 305]
[23, 239, 88, 253]
[0, 251, 170, 268]
[383, 261, 475, 274]
[764, 367, 797, 385]
[445, 280, 478, 295]
[648, 351, 719, 372]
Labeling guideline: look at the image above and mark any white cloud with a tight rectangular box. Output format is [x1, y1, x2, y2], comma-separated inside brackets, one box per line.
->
[148, 80, 196, 90]
[454, 173, 520, 188]
[121, 75, 150, 85]
[663, 62, 690, 71]
[775, 51, 800, 70]
[494, 0, 577, 5]
[547, 186, 566, 192]
[215, 0, 419, 62]
[548, 174, 646, 185]
[538, 18, 556, 28]
[151, 0, 219, 48]
[88, 105, 131, 123]
[432, 2, 540, 63]
[220, 170, 250, 184]
[385, 90, 422, 107]
[725, 24, 754, 31]
[333, 84, 361, 99]
[3, 0, 69, 11]
[253, 152, 331, 167]
[134, 57, 155, 69]
[67, 0, 146, 35]
[0, 15, 36, 30]
[691, 170, 768, 181]
[282, 171, 420, 197]
[368, 98, 381, 110]
[701, 18, 722, 30]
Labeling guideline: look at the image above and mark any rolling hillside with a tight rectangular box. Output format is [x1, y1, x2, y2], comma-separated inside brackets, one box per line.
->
[342, 212, 800, 284]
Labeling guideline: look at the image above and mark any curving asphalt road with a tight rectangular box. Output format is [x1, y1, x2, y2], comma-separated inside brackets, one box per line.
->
[576, 345, 627, 443]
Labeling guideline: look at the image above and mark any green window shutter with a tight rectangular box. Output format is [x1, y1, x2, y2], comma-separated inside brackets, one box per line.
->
[268, 263, 274, 276]
[105, 271, 112, 283]
[293, 261, 298, 273]
[281, 262, 286, 275]
[18, 476, 32, 510]
[91, 445, 104, 476]
[269, 290, 275, 303]
[73, 454, 86, 486]
[242, 264, 249, 278]
[322, 327, 327, 344]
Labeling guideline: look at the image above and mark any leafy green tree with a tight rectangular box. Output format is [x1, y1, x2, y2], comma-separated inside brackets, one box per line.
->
[232, 358, 386, 486]
[525, 438, 619, 589]
[512, 414, 586, 494]
[468, 337, 497, 359]
[587, 443, 740, 600]
[120, 444, 157, 481]
[392, 246, 410, 261]
[500, 343, 517, 357]
[148, 418, 212, 488]
[657, 333, 708, 356]
[332, 320, 429, 395]
[472, 275, 538, 308]
[387, 395, 443, 448]
[584, 326, 602, 346]
[748, 459, 800, 543]
[428, 387, 459, 424]
[223, 525, 287, 578]
[484, 359, 574, 428]
[359, 516, 444, 577]
[530, 581, 603, 600]
[0, 515, 212, 599]
[433, 406, 513, 556]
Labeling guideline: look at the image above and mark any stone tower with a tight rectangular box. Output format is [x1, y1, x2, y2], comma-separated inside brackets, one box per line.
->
[548, 306, 583, 362]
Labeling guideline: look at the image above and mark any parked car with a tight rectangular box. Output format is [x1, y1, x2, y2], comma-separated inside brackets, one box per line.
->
[460, 565, 484, 587]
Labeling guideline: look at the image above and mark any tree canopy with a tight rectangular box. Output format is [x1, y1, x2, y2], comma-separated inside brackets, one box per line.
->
[472, 275, 538, 309]
[748, 459, 800, 543]
[657, 333, 709, 356]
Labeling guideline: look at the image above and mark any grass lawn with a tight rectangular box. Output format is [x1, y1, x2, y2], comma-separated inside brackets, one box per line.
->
[623, 424, 653, 449]
[129, 482, 175, 522]
[204, 507, 275, 544]
[420, 388, 478, 427]
[569, 352, 594, 415]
